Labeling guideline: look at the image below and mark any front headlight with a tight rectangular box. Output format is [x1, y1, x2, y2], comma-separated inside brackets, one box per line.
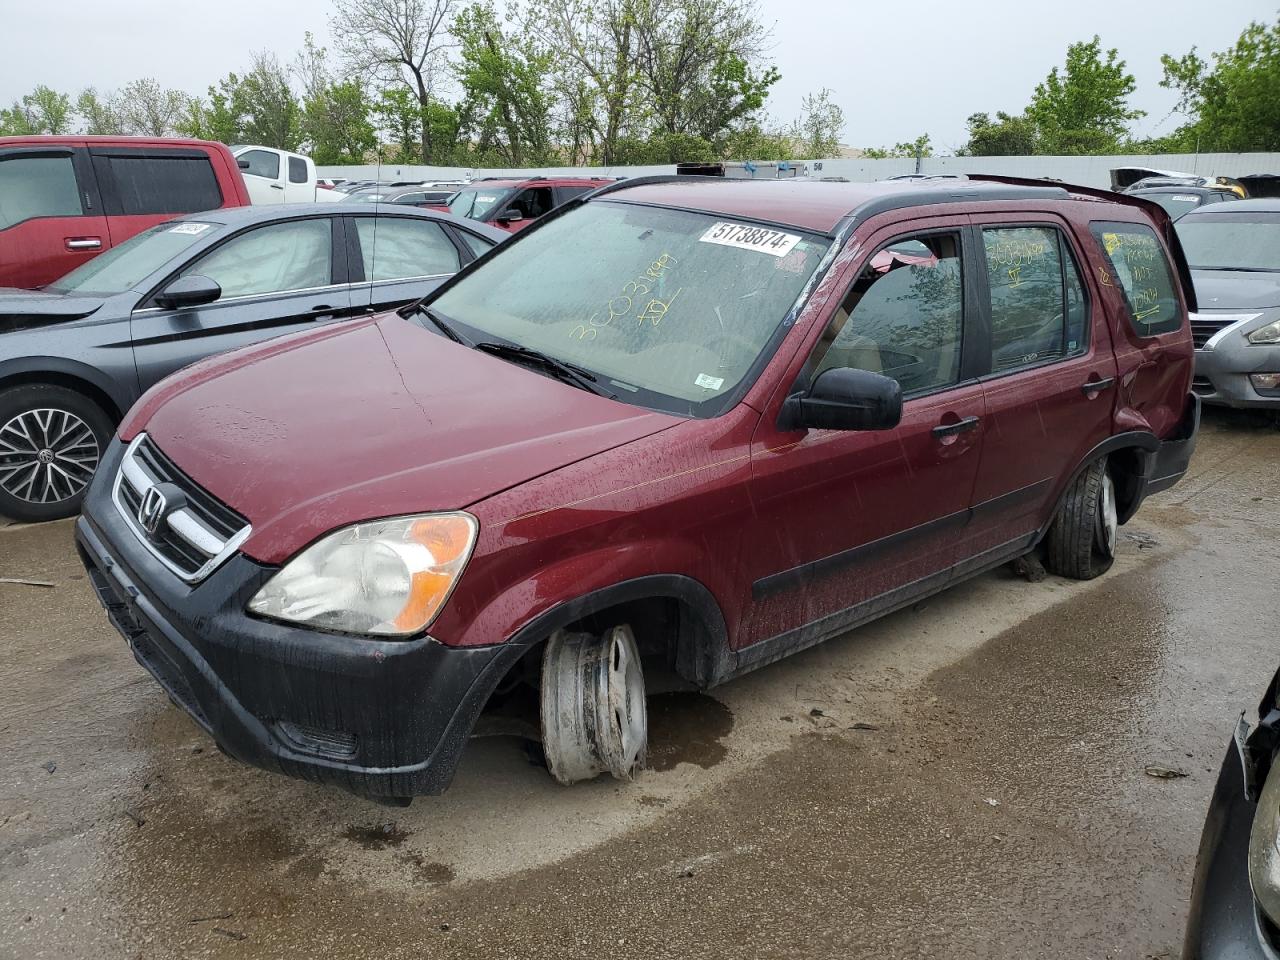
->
[1249, 319, 1280, 345]
[247, 513, 478, 637]
[1251, 754, 1280, 927]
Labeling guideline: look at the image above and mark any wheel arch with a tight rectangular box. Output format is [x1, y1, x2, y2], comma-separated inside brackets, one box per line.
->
[494, 574, 733, 691]
[0, 357, 129, 424]
[1036, 430, 1159, 543]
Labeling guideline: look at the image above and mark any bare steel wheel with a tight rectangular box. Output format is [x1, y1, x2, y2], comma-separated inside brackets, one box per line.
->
[0, 386, 112, 523]
[539, 625, 647, 785]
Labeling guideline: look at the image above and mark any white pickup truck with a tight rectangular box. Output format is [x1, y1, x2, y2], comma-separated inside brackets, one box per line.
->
[231, 145, 343, 205]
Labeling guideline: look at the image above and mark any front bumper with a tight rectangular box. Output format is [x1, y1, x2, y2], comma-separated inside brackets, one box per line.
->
[76, 439, 528, 799]
[1184, 704, 1280, 958]
[1194, 339, 1280, 409]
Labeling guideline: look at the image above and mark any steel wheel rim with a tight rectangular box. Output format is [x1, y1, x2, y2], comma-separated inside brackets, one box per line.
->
[1097, 471, 1118, 556]
[600, 627, 647, 775]
[0, 408, 100, 504]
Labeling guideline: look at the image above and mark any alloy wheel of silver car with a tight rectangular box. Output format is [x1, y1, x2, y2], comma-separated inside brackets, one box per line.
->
[0, 408, 102, 505]
[540, 625, 648, 785]
[1096, 470, 1118, 557]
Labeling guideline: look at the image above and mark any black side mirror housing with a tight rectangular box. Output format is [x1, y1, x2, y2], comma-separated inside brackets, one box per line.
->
[780, 367, 903, 432]
[155, 274, 222, 310]
[497, 208, 524, 224]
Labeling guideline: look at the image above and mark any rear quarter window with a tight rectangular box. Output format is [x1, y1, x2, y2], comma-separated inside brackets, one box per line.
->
[99, 154, 223, 215]
[1089, 222, 1182, 337]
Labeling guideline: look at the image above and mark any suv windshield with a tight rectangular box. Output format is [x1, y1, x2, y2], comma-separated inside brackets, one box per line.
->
[448, 186, 513, 220]
[46, 221, 219, 295]
[428, 200, 831, 416]
[1177, 214, 1280, 271]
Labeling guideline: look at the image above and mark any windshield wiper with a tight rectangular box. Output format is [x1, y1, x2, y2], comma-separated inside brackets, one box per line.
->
[414, 305, 470, 345]
[473, 342, 616, 399]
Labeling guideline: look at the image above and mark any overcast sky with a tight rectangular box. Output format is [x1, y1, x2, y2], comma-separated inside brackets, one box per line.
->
[1, 0, 1274, 152]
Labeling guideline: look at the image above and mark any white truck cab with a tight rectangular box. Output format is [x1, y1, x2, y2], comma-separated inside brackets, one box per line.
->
[231, 145, 342, 204]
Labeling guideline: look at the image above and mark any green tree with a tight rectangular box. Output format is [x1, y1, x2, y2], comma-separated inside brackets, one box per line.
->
[1027, 36, 1142, 154]
[960, 111, 1038, 156]
[0, 103, 35, 136]
[115, 78, 189, 136]
[304, 81, 377, 164]
[331, 0, 457, 162]
[177, 84, 241, 143]
[22, 86, 73, 134]
[374, 86, 422, 162]
[793, 88, 844, 157]
[863, 133, 932, 159]
[76, 88, 122, 135]
[236, 52, 302, 149]
[455, 1, 556, 166]
[1161, 17, 1280, 152]
[722, 122, 796, 161]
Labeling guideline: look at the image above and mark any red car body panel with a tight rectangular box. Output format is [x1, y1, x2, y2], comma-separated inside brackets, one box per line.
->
[80, 176, 1200, 798]
[0, 136, 250, 289]
[120, 315, 681, 565]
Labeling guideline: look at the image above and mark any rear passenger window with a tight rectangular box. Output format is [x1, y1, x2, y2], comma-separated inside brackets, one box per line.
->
[288, 157, 307, 184]
[99, 155, 223, 215]
[1090, 222, 1182, 336]
[355, 217, 460, 281]
[457, 230, 495, 258]
[813, 232, 964, 396]
[982, 226, 1087, 373]
[0, 154, 83, 229]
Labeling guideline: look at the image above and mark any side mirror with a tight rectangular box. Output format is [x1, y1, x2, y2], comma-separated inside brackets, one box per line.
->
[781, 367, 902, 432]
[496, 208, 524, 224]
[155, 275, 222, 310]
[237, 158, 250, 169]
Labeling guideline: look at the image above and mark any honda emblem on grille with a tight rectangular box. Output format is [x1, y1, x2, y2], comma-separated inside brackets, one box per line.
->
[137, 486, 168, 537]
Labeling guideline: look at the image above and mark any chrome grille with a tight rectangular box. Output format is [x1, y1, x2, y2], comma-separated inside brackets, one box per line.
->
[112, 433, 251, 583]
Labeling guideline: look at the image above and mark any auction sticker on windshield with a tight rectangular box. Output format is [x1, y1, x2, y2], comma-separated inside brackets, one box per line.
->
[699, 221, 801, 257]
[169, 223, 212, 235]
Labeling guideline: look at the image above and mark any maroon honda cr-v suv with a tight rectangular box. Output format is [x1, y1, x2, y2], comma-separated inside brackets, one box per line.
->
[77, 175, 1199, 802]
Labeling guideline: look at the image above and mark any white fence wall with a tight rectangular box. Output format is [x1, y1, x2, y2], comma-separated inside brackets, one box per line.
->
[318, 153, 1280, 189]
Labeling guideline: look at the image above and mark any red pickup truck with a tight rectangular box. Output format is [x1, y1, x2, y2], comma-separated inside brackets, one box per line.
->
[0, 136, 250, 289]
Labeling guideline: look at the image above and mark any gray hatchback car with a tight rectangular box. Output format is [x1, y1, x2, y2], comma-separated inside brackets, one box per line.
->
[0, 203, 504, 522]
[1178, 199, 1280, 413]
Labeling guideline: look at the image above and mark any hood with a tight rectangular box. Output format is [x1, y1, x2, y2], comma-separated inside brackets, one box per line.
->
[124, 315, 681, 564]
[1192, 269, 1280, 311]
[0, 287, 104, 334]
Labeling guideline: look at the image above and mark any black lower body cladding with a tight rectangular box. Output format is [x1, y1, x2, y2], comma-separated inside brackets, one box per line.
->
[76, 439, 526, 799]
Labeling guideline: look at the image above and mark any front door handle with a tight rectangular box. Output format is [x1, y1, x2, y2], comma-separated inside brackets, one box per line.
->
[65, 237, 102, 251]
[270, 183, 285, 191]
[932, 416, 981, 439]
[1081, 377, 1116, 397]
[309, 304, 336, 321]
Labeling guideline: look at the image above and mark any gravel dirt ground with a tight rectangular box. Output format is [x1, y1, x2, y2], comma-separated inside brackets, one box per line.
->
[0, 409, 1276, 960]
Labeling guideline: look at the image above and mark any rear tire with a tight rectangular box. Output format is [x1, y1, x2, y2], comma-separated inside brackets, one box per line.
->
[0, 385, 113, 524]
[1045, 457, 1117, 581]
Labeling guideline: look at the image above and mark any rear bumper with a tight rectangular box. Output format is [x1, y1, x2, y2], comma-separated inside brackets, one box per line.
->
[1144, 391, 1201, 499]
[1194, 343, 1280, 409]
[76, 440, 528, 799]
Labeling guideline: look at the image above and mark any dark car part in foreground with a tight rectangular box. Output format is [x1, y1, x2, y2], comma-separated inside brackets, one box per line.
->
[1184, 670, 1280, 959]
[1178, 200, 1280, 412]
[78, 175, 1198, 802]
[0, 203, 503, 523]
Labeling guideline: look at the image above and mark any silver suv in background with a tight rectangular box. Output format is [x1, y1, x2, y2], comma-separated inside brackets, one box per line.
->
[1178, 199, 1280, 413]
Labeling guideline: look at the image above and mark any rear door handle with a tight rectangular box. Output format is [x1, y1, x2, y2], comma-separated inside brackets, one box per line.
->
[1081, 377, 1115, 397]
[309, 304, 336, 322]
[270, 183, 285, 190]
[932, 416, 981, 438]
[65, 237, 102, 250]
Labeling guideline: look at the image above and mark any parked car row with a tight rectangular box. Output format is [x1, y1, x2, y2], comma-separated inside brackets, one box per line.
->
[66, 174, 1199, 804]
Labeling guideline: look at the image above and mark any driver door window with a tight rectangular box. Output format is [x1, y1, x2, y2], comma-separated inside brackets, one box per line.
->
[812, 232, 964, 396]
[181, 218, 332, 299]
[509, 187, 553, 219]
